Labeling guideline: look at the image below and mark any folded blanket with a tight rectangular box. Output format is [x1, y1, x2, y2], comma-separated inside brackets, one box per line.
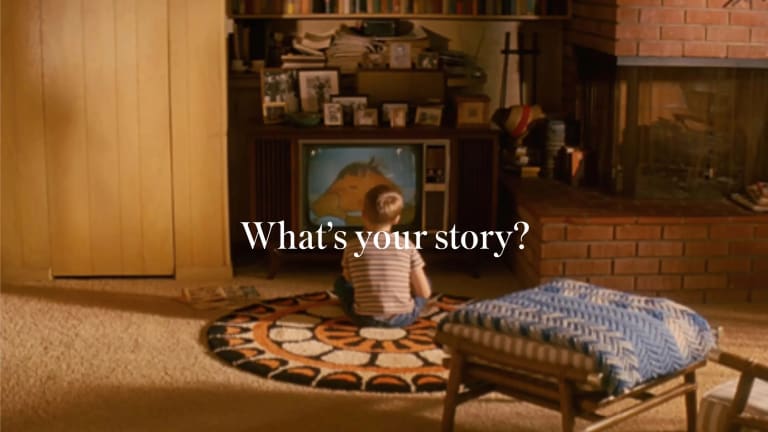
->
[438, 278, 716, 396]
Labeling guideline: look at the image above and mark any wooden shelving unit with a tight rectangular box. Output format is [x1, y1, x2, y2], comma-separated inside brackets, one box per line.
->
[230, 13, 570, 20]
[228, 1, 571, 20]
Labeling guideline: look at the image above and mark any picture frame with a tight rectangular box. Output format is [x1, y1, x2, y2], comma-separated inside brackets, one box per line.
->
[381, 102, 409, 125]
[415, 105, 443, 127]
[455, 94, 490, 127]
[260, 68, 299, 124]
[416, 51, 440, 70]
[263, 102, 288, 124]
[388, 42, 412, 69]
[354, 108, 379, 127]
[389, 106, 408, 128]
[297, 69, 341, 113]
[323, 102, 343, 126]
[330, 95, 368, 125]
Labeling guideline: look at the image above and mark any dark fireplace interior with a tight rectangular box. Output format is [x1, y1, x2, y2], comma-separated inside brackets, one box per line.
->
[576, 48, 768, 200]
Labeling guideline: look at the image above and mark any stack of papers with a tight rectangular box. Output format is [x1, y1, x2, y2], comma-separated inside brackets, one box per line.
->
[731, 182, 768, 212]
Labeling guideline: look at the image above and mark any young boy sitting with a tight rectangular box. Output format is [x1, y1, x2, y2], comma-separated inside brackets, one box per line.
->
[333, 184, 432, 327]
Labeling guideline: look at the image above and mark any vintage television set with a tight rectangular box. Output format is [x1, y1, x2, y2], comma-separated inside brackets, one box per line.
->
[297, 139, 450, 233]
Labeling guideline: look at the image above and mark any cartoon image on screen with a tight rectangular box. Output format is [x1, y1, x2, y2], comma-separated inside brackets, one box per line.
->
[305, 146, 419, 228]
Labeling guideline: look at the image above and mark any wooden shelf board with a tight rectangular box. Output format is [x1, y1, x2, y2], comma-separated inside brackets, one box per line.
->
[229, 13, 570, 21]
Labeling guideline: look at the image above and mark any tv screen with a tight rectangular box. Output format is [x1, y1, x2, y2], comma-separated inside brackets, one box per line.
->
[302, 143, 422, 230]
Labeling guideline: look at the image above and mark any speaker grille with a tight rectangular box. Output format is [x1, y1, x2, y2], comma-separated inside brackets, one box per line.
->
[457, 138, 495, 230]
[250, 138, 291, 249]
[424, 191, 445, 231]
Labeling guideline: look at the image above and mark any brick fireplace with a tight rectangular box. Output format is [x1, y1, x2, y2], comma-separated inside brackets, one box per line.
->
[506, 0, 768, 303]
[564, 0, 768, 195]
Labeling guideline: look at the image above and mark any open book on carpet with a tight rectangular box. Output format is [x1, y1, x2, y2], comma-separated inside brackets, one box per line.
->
[180, 285, 260, 310]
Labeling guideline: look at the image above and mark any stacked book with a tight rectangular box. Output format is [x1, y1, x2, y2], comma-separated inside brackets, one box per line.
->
[731, 181, 768, 212]
[280, 53, 326, 69]
[326, 27, 380, 73]
[520, 166, 541, 178]
[281, 30, 332, 68]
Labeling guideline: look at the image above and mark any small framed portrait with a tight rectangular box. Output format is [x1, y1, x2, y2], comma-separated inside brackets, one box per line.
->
[355, 108, 379, 126]
[323, 102, 343, 126]
[417, 51, 440, 70]
[388, 42, 412, 69]
[455, 94, 490, 127]
[389, 106, 407, 127]
[263, 102, 287, 124]
[260, 68, 299, 124]
[297, 69, 341, 113]
[330, 95, 368, 125]
[415, 105, 443, 127]
[381, 102, 408, 124]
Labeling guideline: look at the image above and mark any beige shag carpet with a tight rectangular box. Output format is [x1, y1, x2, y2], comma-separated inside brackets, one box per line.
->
[2, 260, 767, 432]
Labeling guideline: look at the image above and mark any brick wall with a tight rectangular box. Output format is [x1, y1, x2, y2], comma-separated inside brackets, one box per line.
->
[568, 0, 768, 58]
[515, 214, 768, 304]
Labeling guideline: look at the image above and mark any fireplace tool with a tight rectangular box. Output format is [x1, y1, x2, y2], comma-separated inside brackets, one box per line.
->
[494, 30, 545, 171]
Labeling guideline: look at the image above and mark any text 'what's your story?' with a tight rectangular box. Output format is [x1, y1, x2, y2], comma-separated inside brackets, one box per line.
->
[241, 221, 531, 258]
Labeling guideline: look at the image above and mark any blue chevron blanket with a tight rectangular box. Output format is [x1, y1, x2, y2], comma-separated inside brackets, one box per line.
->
[438, 278, 716, 396]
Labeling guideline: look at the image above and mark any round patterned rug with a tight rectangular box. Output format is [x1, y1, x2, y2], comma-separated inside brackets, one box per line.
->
[206, 291, 471, 393]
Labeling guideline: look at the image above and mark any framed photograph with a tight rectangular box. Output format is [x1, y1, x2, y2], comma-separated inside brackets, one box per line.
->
[323, 102, 343, 126]
[455, 94, 490, 127]
[388, 42, 412, 69]
[260, 68, 299, 124]
[330, 95, 368, 125]
[389, 106, 407, 128]
[263, 102, 287, 124]
[415, 105, 443, 127]
[381, 102, 408, 124]
[297, 69, 340, 113]
[355, 108, 379, 126]
[416, 51, 440, 70]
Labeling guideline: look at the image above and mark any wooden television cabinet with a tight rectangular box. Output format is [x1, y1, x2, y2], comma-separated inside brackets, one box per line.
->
[243, 125, 500, 278]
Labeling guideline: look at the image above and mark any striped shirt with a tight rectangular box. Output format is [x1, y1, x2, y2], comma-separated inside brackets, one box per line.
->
[342, 232, 425, 316]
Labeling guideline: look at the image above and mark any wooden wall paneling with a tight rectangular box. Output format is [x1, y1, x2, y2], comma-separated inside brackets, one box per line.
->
[41, 0, 93, 275]
[1, 0, 52, 281]
[114, 0, 145, 273]
[135, 0, 174, 274]
[169, 0, 232, 279]
[41, 0, 174, 276]
[82, 0, 122, 273]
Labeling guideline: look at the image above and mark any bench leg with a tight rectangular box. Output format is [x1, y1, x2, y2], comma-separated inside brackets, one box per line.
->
[558, 378, 576, 432]
[684, 372, 697, 432]
[442, 352, 466, 432]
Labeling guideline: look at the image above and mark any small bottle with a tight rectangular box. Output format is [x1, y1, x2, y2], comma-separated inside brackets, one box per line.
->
[703, 151, 715, 180]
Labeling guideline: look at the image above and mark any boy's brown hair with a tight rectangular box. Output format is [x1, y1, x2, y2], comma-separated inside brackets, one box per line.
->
[363, 184, 403, 225]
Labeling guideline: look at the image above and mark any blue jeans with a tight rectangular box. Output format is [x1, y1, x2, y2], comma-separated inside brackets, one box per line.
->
[333, 276, 427, 328]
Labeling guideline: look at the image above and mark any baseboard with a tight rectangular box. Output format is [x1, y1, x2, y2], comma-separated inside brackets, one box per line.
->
[1, 267, 52, 284]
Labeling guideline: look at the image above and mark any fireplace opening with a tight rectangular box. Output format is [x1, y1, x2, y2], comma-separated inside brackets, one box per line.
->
[575, 48, 768, 200]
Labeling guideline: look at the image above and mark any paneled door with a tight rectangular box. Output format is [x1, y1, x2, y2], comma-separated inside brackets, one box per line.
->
[41, 0, 174, 275]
